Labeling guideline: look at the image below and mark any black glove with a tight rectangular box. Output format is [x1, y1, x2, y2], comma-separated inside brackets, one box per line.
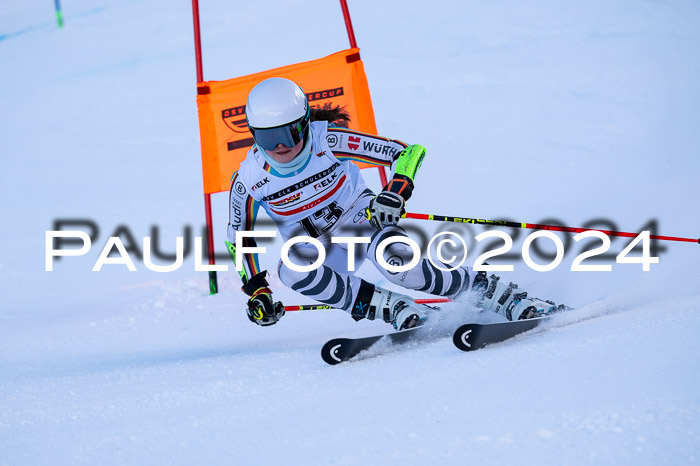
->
[242, 271, 285, 326]
[366, 191, 406, 230]
[247, 291, 285, 326]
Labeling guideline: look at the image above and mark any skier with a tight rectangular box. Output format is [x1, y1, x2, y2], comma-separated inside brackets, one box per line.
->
[227, 77, 566, 329]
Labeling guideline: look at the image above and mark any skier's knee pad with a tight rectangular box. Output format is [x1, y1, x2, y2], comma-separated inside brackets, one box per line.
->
[367, 226, 415, 270]
[368, 226, 472, 295]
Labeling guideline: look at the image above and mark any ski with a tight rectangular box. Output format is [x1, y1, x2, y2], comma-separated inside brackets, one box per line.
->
[452, 317, 551, 351]
[322, 316, 555, 364]
[321, 326, 427, 365]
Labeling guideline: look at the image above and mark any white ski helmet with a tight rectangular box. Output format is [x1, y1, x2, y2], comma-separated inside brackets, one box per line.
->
[245, 77, 310, 151]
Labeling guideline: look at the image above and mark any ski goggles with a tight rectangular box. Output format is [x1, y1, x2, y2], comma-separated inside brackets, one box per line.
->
[248, 113, 309, 152]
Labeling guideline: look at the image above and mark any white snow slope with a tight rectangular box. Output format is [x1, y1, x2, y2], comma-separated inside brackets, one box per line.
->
[1, 0, 699, 464]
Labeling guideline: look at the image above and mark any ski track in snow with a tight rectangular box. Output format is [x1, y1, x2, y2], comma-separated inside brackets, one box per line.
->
[1, 0, 699, 464]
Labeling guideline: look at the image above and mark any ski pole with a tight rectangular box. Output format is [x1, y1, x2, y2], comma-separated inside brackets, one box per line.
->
[54, 0, 64, 28]
[403, 212, 699, 244]
[285, 297, 451, 312]
[285, 304, 333, 312]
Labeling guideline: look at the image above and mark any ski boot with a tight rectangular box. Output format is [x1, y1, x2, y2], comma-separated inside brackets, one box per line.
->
[367, 287, 430, 330]
[471, 272, 569, 321]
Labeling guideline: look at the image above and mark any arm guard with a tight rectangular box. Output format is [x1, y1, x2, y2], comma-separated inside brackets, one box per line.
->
[384, 144, 426, 201]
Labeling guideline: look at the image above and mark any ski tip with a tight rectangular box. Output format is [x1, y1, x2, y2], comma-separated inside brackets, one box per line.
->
[452, 323, 479, 352]
[321, 340, 345, 365]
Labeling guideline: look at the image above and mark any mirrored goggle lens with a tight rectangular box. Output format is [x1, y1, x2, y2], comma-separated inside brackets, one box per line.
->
[251, 120, 305, 151]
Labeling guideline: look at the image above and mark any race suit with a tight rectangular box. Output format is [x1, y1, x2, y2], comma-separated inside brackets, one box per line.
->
[227, 121, 470, 320]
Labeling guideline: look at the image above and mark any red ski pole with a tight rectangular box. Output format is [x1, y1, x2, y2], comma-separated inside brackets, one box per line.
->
[403, 212, 699, 244]
[285, 298, 450, 312]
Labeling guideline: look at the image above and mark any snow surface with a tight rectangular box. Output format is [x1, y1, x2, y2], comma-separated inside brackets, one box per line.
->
[1, 0, 700, 464]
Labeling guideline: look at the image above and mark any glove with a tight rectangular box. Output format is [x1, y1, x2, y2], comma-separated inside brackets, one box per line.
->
[366, 191, 406, 230]
[242, 271, 285, 326]
[247, 290, 285, 326]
